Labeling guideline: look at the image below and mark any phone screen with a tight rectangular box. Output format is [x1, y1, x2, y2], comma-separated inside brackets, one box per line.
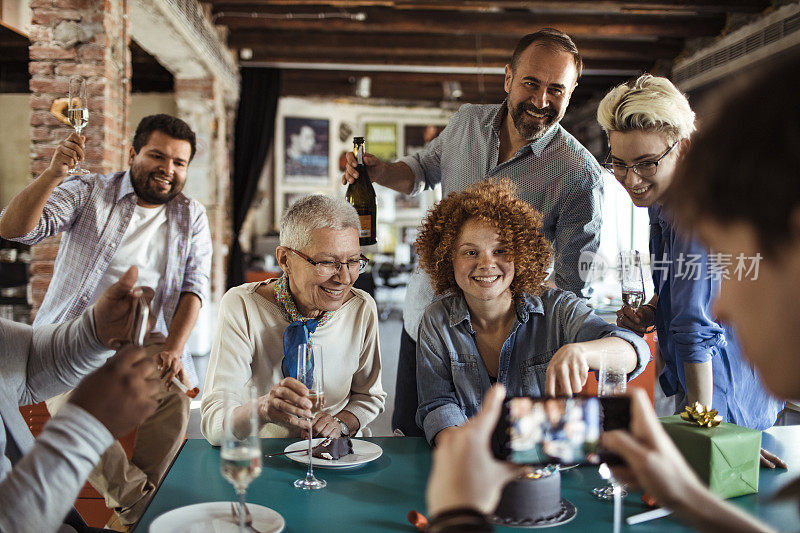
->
[131, 296, 149, 347]
[492, 396, 630, 465]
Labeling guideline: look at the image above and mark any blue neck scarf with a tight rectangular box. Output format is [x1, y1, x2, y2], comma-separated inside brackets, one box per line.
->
[273, 274, 332, 379]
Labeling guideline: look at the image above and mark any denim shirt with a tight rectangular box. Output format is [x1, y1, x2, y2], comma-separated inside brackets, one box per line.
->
[415, 288, 651, 443]
[649, 203, 783, 429]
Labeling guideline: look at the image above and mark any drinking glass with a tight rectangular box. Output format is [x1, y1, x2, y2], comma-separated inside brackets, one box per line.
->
[618, 250, 645, 311]
[67, 77, 90, 175]
[593, 351, 628, 500]
[293, 343, 326, 490]
[220, 385, 262, 532]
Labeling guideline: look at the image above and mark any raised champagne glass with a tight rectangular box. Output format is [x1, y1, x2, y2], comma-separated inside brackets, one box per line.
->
[220, 385, 262, 532]
[67, 76, 90, 175]
[293, 343, 326, 490]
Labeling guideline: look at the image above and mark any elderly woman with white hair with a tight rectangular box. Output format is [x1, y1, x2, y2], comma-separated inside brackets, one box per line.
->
[597, 75, 784, 443]
[201, 195, 386, 444]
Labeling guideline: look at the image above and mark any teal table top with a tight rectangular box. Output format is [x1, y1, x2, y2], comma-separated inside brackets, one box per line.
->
[135, 426, 800, 532]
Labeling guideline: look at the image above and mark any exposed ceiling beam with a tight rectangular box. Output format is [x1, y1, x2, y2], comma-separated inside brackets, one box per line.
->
[207, 0, 768, 16]
[227, 30, 683, 61]
[212, 7, 725, 38]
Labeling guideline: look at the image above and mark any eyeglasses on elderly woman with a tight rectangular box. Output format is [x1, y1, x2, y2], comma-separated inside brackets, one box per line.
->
[288, 248, 369, 277]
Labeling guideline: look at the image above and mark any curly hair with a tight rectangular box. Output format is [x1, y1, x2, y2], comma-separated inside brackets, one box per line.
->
[415, 178, 553, 297]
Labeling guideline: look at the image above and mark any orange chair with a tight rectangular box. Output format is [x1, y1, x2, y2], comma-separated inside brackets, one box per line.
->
[19, 402, 137, 527]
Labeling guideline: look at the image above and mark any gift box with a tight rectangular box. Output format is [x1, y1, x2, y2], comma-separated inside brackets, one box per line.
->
[660, 415, 761, 498]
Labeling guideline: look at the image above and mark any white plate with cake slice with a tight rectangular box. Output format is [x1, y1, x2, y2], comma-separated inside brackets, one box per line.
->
[283, 438, 382, 469]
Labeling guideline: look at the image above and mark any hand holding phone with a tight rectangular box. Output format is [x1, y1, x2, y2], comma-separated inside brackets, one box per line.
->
[492, 396, 630, 466]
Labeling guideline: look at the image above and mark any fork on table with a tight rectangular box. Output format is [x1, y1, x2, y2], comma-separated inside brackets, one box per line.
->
[230, 501, 265, 533]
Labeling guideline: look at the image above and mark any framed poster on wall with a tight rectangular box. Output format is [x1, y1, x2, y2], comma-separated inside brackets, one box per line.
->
[365, 122, 397, 162]
[283, 117, 330, 183]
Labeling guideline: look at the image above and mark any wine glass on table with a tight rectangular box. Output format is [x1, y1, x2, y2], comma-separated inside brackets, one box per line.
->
[220, 385, 262, 532]
[67, 77, 90, 175]
[619, 250, 645, 312]
[592, 351, 628, 501]
[293, 343, 326, 490]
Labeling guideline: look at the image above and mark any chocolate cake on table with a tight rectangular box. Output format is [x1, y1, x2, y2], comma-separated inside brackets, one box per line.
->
[491, 468, 576, 527]
[311, 436, 354, 460]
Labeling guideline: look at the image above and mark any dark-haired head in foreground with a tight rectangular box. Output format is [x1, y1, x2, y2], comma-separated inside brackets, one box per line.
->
[667, 50, 800, 400]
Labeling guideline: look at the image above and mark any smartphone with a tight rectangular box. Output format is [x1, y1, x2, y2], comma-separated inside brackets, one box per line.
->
[131, 296, 149, 347]
[491, 396, 630, 466]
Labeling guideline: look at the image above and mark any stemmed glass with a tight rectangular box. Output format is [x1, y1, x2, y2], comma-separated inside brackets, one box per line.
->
[618, 251, 645, 311]
[293, 343, 326, 490]
[220, 386, 262, 532]
[593, 351, 628, 500]
[67, 77, 90, 175]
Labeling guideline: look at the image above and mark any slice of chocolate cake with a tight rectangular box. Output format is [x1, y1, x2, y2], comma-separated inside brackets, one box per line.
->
[312, 436, 354, 460]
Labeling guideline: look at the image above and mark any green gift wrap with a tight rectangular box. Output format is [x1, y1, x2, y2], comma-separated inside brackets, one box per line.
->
[660, 415, 761, 498]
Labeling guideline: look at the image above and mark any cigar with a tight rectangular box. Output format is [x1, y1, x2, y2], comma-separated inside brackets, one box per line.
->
[625, 507, 673, 525]
[170, 376, 200, 398]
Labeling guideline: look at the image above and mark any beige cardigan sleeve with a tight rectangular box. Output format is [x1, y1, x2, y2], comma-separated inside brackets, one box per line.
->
[200, 287, 257, 446]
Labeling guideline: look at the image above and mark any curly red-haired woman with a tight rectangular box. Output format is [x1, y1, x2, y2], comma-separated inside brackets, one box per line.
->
[414, 178, 650, 444]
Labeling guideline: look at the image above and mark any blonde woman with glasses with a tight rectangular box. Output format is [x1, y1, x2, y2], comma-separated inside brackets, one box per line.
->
[597, 75, 784, 466]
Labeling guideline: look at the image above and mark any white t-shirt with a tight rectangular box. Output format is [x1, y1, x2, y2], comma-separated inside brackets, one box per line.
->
[91, 204, 169, 333]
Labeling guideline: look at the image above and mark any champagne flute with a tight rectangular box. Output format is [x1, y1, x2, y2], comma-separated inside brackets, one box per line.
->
[220, 385, 262, 532]
[593, 350, 628, 501]
[67, 77, 90, 175]
[293, 343, 326, 490]
[619, 250, 645, 311]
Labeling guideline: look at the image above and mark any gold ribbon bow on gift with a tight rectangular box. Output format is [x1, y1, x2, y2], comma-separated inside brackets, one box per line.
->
[680, 402, 723, 428]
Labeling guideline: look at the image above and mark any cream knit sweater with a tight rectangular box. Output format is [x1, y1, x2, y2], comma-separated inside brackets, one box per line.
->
[201, 281, 386, 444]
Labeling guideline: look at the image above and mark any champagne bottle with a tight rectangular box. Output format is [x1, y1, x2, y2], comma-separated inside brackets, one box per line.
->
[346, 136, 377, 246]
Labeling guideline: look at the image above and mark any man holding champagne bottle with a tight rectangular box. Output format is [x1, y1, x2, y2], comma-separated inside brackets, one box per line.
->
[342, 28, 604, 437]
[0, 114, 212, 530]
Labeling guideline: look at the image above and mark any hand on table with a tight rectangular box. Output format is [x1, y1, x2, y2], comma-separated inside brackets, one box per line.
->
[760, 448, 787, 469]
[545, 343, 589, 397]
[69, 344, 160, 438]
[427, 384, 527, 516]
[616, 305, 655, 337]
[258, 377, 313, 432]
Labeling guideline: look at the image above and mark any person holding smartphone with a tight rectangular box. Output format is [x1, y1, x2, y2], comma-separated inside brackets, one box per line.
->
[597, 75, 784, 449]
[414, 178, 651, 445]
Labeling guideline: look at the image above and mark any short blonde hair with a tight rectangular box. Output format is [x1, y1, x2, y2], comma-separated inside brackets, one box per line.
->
[597, 74, 695, 142]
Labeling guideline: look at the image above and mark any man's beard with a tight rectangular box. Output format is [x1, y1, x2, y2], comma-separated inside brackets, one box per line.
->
[509, 100, 559, 141]
[130, 162, 183, 205]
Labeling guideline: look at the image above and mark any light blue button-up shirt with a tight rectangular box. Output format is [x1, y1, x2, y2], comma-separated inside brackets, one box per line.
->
[416, 288, 651, 443]
[649, 203, 783, 430]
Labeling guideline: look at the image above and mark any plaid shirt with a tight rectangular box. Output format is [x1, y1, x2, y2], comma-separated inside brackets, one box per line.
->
[7, 171, 212, 336]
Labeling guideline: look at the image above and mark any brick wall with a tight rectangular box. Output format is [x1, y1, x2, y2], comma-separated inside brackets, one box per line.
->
[174, 77, 234, 305]
[28, 0, 131, 313]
